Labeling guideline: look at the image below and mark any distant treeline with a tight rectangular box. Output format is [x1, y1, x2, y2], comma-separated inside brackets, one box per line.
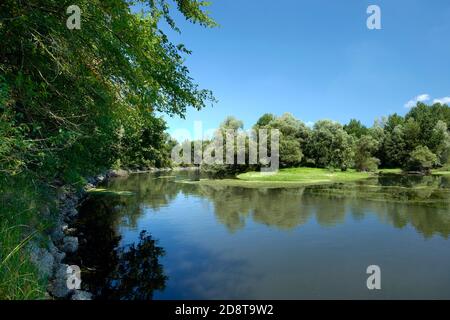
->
[188, 102, 450, 175]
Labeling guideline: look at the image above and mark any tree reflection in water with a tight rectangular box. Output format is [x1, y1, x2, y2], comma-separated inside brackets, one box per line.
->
[73, 171, 450, 298]
[102, 172, 450, 237]
[72, 197, 167, 300]
[105, 231, 167, 300]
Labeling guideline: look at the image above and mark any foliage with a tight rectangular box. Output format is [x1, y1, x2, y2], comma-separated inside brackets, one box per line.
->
[407, 146, 438, 172]
[0, 0, 216, 179]
[344, 119, 368, 138]
[354, 135, 380, 172]
[255, 113, 309, 168]
[305, 120, 354, 170]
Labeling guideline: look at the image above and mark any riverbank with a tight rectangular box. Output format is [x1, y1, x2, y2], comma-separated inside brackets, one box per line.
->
[0, 167, 180, 300]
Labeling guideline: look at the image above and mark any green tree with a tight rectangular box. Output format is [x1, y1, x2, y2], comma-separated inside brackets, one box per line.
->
[305, 120, 354, 170]
[344, 119, 368, 138]
[407, 146, 438, 173]
[254, 113, 276, 128]
[429, 121, 450, 166]
[256, 113, 309, 168]
[354, 135, 380, 172]
[0, 0, 216, 179]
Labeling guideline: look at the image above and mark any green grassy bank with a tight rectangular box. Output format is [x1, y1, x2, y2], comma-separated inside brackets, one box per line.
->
[188, 167, 375, 189]
[0, 176, 50, 299]
[190, 167, 449, 189]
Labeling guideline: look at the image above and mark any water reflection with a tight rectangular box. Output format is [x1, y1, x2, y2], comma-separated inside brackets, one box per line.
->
[75, 171, 450, 299]
[72, 197, 167, 299]
[104, 172, 450, 238]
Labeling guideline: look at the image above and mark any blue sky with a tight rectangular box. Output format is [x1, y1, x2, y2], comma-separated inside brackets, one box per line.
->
[143, 0, 450, 136]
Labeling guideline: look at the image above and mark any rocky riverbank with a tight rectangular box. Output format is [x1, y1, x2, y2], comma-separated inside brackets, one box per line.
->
[28, 167, 194, 300]
[28, 169, 134, 300]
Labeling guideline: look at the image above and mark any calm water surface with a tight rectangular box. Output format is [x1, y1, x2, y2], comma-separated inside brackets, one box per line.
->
[74, 171, 450, 299]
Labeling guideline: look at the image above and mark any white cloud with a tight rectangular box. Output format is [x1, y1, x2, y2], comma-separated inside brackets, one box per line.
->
[433, 97, 450, 105]
[404, 94, 430, 109]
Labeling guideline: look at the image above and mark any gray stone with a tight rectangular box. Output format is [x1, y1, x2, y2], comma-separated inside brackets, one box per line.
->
[62, 236, 79, 253]
[29, 244, 55, 277]
[63, 227, 77, 236]
[71, 290, 93, 300]
[107, 169, 129, 178]
[51, 228, 65, 243]
[86, 176, 96, 184]
[62, 207, 78, 220]
[48, 264, 73, 298]
[48, 240, 66, 264]
[84, 183, 95, 190]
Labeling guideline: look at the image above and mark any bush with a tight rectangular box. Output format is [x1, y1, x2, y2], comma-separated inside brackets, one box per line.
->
[406, 146, 438, 173]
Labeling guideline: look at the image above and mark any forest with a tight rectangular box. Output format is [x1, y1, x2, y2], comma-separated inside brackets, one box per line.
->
[184, 103, 450, 177]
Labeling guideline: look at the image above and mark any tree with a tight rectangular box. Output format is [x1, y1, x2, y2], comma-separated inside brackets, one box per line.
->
[305, 120, 354, 170]
[344, 119, 368, 138]
[255, 113, 276, 128]
[429, 121, 450, 166]
[382, 125, 407, 168]
[406, 146, 438, 173]
[256, 113, 309, 168]
[354, 135, 380, 172]
[0, 0, 216, 178]
[219, 116, 244, 132]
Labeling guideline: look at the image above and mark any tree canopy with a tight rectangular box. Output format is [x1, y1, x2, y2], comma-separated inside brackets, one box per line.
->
[0, 0, 215, 180]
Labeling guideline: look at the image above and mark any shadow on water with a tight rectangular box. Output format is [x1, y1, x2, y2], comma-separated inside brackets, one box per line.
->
[72, 196, 167, 300]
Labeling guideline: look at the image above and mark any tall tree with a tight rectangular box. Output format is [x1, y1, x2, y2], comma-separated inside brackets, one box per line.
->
[305, 120, 354, 170]
[344, 119, 368, 138]
[0, 0, 216, 178]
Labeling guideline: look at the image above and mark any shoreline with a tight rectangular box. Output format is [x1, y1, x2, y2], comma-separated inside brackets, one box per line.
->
[28, 167, 199, 300]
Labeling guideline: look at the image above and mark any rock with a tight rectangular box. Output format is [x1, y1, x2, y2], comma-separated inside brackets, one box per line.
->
[51, 217, 66, 243]
[106, 169, 129, 179]
[29, 244, 55, 277]
[86, 176, 96, 185]
[63, 227, 77, 236]
[84, 183, 95, 191]
[62, 236, 79, 253]
[71, 290, 93, 300]
[63, 208, 78, 219]
[48, 264, 73, 298]
[51, 228, 65, 243]
[48, 240, 66, 264]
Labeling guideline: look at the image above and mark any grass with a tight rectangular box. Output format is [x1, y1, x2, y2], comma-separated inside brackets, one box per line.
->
[0, 175, 49, 300]
[238, 167, 374, 182]
[183, 167, 376, 189]
[378, 168, 403, 174]
[189, 166, 450, 190]
[432, 170, 450, 175]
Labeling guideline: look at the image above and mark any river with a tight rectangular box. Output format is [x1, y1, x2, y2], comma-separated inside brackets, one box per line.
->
[72, 171, 450, 299]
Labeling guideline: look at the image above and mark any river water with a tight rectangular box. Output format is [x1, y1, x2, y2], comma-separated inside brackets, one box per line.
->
[73, 171, 450, 299]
